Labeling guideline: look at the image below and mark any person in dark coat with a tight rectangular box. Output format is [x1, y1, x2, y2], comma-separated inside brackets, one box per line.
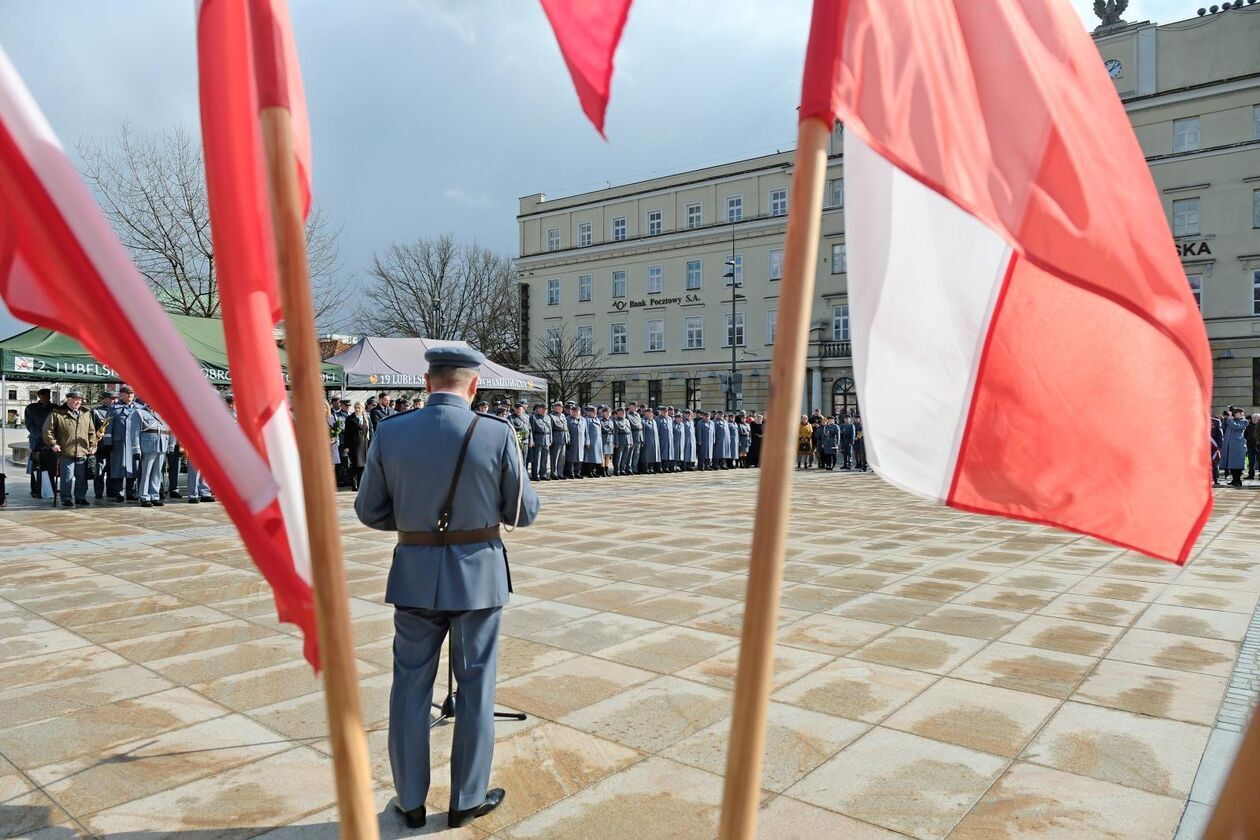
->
[1221, 408, 1249, 488]
[853, 418, 868, 471]
[838, 415, 857, 469]
[747, 412, 763, 468]
[1211, 416, 1224, 486]
[345, 402, 373, 490]
[1246, 413, 1259, 481]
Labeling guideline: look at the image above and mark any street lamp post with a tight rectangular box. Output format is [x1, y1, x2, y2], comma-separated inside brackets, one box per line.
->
[722, 226, 743, 412]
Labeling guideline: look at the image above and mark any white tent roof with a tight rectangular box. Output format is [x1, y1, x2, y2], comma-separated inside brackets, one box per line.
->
[327, 337, 546, 393]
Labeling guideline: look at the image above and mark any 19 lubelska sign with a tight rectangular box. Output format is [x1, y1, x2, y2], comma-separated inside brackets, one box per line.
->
[2, 351, 342, 387]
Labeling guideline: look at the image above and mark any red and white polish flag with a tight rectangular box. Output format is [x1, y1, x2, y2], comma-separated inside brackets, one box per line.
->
[0, 45, 317, 649]
[196, 0, 319, 667]
[538, 0, 632, 138]
[801, 0, 1213, 563]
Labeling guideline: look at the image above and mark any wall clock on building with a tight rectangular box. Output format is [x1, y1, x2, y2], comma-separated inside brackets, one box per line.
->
[1105, 58, 1123, 79]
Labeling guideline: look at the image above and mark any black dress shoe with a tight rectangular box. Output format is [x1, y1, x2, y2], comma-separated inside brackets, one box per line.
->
[394, 801, 426, 829]
[448, 788, 505, 828]
[140, 500, 153, 508]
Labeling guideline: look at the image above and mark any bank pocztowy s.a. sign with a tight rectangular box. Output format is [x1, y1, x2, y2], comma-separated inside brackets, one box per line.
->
[611, 294, 703, 311]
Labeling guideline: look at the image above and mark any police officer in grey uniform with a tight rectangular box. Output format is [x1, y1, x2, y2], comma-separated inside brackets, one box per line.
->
[611, 407, 632, 475]
[355, 345, 540, 830]
[527, 403, 551, 480]
[626, 401, 644, 475]
[564, 401, 585, 478]
[547, 400, 568, 479]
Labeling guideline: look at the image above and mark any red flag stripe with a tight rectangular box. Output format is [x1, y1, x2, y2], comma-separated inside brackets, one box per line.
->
[538, 0, 632, 137]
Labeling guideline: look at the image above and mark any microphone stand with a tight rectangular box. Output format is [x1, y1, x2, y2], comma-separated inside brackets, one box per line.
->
[430, 633, 527, 728]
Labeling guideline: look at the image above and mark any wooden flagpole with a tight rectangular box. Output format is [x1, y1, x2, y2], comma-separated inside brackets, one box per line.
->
[259, 106, 380, 840]
[1204, 714, 1260, 837]
[718, 116, 831, 840]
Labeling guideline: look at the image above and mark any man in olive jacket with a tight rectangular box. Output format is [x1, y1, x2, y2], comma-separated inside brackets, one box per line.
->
[42, 390, 98, 507]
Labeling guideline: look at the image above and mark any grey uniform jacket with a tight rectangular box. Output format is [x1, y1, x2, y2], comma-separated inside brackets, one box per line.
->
[529, 413, 551, 445]
[613, 417, 632, 444]
[696, 419, 712, 458]
[655, 416, 674, 460]
[642, 419, 660, 462]
[627, 412, 644, 442]
[549, 412, 569, 444]
[354, 392, 540, 611]
[566, 415, 585, 461]
[582, 416, 603, 463]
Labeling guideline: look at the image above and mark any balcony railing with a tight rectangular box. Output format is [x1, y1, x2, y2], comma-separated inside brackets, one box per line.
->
[819, 341, 851, 358]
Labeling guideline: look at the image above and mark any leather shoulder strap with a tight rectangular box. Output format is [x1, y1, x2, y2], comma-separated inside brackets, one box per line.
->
[437, 415, 480, 532]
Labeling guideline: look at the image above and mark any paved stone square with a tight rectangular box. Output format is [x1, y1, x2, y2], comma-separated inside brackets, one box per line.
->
[0, 469, 1257, 838]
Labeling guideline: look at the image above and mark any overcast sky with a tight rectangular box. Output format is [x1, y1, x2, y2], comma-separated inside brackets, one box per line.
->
[0, 0, 1196, 337]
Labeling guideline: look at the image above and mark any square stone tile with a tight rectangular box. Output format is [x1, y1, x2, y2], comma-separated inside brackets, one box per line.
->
[107, 620, 276, 663]
[951, 642, 1095, 699]
[498, 756, 723, 840]
[951, 761, 1184, 839]
[552, 582, 665, 612]
[1068, 577, 1165, 602]
[883, 677, 1059, 757]
[773, 660, 936, 724]
[613, 590, 737, 623]
[521, 613, 667, 655]
[849, 628, 987, 675]
[496, 656, 656, 720]
[954, 584, 1058, 613]
[682, 603, 809, 638]
[755, 796, 906, 839]
[777, 614, 892, 655]
[597, 625, 737, 673]
[1154, 585, 1258, 614]
[787, 727, 1007, 840]
[676, 643, 831, 692]
[497, 635, 579, 680]
[882, 576, 972, 603]
[1133, 604, 1250, 642]
[0, 664, 174, 729]
[909, 605, 1025, 640]
[0, 646, 126, 693]
[1021, 701, 1210, 797]
[779, 583, 863, 613]
[998, 615, 1123, 656]
[661, 701, 867, 792]
[500, 602, 596, 637]
[84, 746, 337, 835]
[425, 723, 642, 833]
[1037, 593, 1144, 627]
[558, 675, 731, 753]
[1107, 628, 1238, 677]
[832, 593, 939, 624]
[1073, 659, 1227, 725]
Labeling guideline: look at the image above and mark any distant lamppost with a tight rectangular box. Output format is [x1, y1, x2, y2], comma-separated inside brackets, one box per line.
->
[722, 251, 745, 411]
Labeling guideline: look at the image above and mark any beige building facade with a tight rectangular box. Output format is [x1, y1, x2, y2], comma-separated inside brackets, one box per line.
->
[518, 7, 1260, 414]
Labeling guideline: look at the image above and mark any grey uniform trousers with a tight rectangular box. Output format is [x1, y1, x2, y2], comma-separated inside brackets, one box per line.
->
[527, 443, 548, 479]
[549, 441, 566, 478]
[614, 443, 632, 474]
[390, 605, 502, 813]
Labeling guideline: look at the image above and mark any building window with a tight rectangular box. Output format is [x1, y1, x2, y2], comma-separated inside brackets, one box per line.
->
[1172, 116, 1200, 153]
[770, 188, 788, 217]
[1253, 270, 1260, 316]
[726, 195, 743, 223]
[576, 325, 594, 355]
[578, 382, 592, 406]
[686, 203, 702, 229]
[546, 278, 560, 305]
[647, 210, 663, 236]
[6, 389, 16, 401]
[831, 242, 847, 273]
[685, 315, 704, 349]
[612, 216, 627, 241]
[832, 304, 850, 341]
[646, 319, 665, 352]
[647, 380, 662, 408]
[685, 378, 701, 410]
[1253, 189, 1259, 229]
[725, 254, 743, 286]
[647, 265, 663, 294]
[723, 311, 745, 347]
[578, 222, 592, 247]
[578, 274, 592, 302]
[545, 327, 561, 353]
[611, 323, 628, 354]
[828, 178, 845, 209]
[546, 228, 560, 251]
[611, 381, 625, 408]
[1187, 273, 1202, 310]
[686, 260, 702, 290]
[1172, 197, 1200, 236]
[769, 249, 784, 281]
[612, 269, 626, 298]
[766, 309, 777, 344]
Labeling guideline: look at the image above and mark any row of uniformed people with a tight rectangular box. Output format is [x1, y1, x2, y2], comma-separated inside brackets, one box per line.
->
[511, 400, 758, 480]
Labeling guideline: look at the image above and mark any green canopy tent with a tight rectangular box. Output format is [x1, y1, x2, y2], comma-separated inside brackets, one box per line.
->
[0, 313, 344, 386]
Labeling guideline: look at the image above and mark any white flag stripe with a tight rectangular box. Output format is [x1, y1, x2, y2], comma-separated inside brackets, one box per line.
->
[0, 47, 279, 514]
[845, 132, 1011, 501]
[261, 407, 312, 586]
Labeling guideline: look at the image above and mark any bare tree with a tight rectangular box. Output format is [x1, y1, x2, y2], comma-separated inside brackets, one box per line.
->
[358, 235, 521, 365]
[529, 324, 607, 405]
[78, 122, 351, 329]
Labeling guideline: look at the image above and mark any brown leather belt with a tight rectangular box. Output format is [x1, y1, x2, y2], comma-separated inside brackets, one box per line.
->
[398, 526, 501, 547]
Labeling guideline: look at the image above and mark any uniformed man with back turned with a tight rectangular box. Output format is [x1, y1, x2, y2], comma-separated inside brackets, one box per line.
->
[355, 345, 540, 830]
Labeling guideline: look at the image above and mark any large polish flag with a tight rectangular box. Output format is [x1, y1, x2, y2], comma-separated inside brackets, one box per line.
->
[0, 45, 318, 649]
[197, 0, 319, 667]
[801, 0, 1213, 563]
[538, 0, 632, 138]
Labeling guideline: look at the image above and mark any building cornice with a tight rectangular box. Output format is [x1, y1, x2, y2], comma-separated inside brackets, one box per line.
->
[1123, 72, 1260, 111]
